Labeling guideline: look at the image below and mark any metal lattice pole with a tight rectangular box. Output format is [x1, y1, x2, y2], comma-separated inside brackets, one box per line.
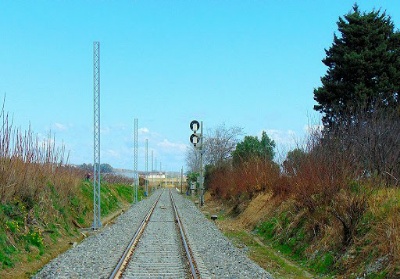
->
[181, 166, 183, 194]
[133, 118, 138, 203]
[92, 41, 101, 229]
[160, 162, 162, 187]
[145, 139, 148, 195]
[154, 157, 157, 189]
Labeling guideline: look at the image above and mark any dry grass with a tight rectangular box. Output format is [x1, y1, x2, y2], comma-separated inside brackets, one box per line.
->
[0, 104, 139, 277]
[206, 119, 399, 277]
[0, 106, 85, 273]
[203, 192, 321, 279]
[0, 109, 82, 205]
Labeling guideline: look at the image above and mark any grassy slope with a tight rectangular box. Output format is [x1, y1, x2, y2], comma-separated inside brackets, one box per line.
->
[0, 180, 143, 279]
[201, 196, 321, 279]
[201, 188, 400, 279]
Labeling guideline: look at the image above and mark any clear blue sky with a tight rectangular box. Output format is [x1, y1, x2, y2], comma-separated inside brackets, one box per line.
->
[1, 1, 399, 172]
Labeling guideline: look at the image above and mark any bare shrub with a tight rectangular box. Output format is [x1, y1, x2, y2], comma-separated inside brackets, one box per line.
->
[207, 163, 233, 199]
[203, 124, 243, 167]
[102, 173, 134, 185]
[328, 106, 400, 186]
[207, 157, 281, 202]
[284, 125, 371, 246]
[328, 188, 369, 246]
[0, 107, 81, 206]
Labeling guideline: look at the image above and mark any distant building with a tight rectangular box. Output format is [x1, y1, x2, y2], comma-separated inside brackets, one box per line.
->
[143, 172, 166, 180]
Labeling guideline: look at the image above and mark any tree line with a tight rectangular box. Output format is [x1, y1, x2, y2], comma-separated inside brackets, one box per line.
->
[185, 7, 400, 273]
[187, 4, 399, 188]
[78, 163, 114, 174]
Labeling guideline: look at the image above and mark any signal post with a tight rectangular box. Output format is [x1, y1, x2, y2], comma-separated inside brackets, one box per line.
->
[190, 120, 204, 206]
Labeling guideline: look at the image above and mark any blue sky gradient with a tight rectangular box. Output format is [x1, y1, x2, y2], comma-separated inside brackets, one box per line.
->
[1, 1, 399, 171]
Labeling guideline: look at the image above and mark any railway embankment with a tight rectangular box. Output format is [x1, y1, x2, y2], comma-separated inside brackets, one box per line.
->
[201, 188, 400, 279]
[0, 178, 138, 279]
[0, 107, 142, 278]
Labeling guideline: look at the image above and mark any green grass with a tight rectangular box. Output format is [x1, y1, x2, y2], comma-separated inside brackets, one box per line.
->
[0, 179, 138, 271]
[257, 217, 278, 239]
[255, 214, 336, 276]
[114, 184, 134, 202]
[309, 252, 335, 274]
[0, 232, 17, 269]
[100, 184, 119, 216]
[224, 230, 317, 279]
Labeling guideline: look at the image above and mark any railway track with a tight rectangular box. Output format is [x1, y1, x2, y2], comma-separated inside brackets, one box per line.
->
[109, 189, 199, 279]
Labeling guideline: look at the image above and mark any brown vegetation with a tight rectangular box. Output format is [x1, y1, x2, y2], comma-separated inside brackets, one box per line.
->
[0, 106, 135, 277]
[0, 107, 85, 273]
[206, 112, 400, 278]
[0, 108, 84, 215]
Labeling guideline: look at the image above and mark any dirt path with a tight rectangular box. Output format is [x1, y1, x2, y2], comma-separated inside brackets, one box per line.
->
[252, 235, 314, 278]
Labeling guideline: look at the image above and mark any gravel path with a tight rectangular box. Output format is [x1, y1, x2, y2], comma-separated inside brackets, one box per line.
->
[34, 189, 273, 279]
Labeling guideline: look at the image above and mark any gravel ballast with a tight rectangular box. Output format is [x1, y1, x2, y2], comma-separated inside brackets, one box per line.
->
[171, 190, 272, 279]
[34, 189, 273, 279]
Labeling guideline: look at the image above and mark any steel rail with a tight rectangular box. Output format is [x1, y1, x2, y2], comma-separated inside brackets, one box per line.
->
[169, 190, 199, 279]
[109, 191, 163, 279]
[109, 189, 198, 279]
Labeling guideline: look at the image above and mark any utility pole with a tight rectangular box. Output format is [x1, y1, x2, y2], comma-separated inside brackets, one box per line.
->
[180, 166, 183, 194]
[160, 162, 162, 188]
[154, 157, 157, 189]
[145, 139, 148, 196]
[165, 169, 167, 188]
[92, 41, 101, 229]
[133, 118, 138, 203]
[151, 150, 154, 192]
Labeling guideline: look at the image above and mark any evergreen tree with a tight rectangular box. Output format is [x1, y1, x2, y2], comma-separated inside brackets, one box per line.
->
[260, 131, 276, 161]
[283, 148, 306, 175]
[232, 131, 275, 165]
[314, 4, 400, 128]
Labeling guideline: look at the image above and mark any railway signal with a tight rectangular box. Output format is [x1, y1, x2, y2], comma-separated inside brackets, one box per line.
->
[190, 134, 200, 146]
[189, 120, 204, 206]
[190, 120, 200, 133]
